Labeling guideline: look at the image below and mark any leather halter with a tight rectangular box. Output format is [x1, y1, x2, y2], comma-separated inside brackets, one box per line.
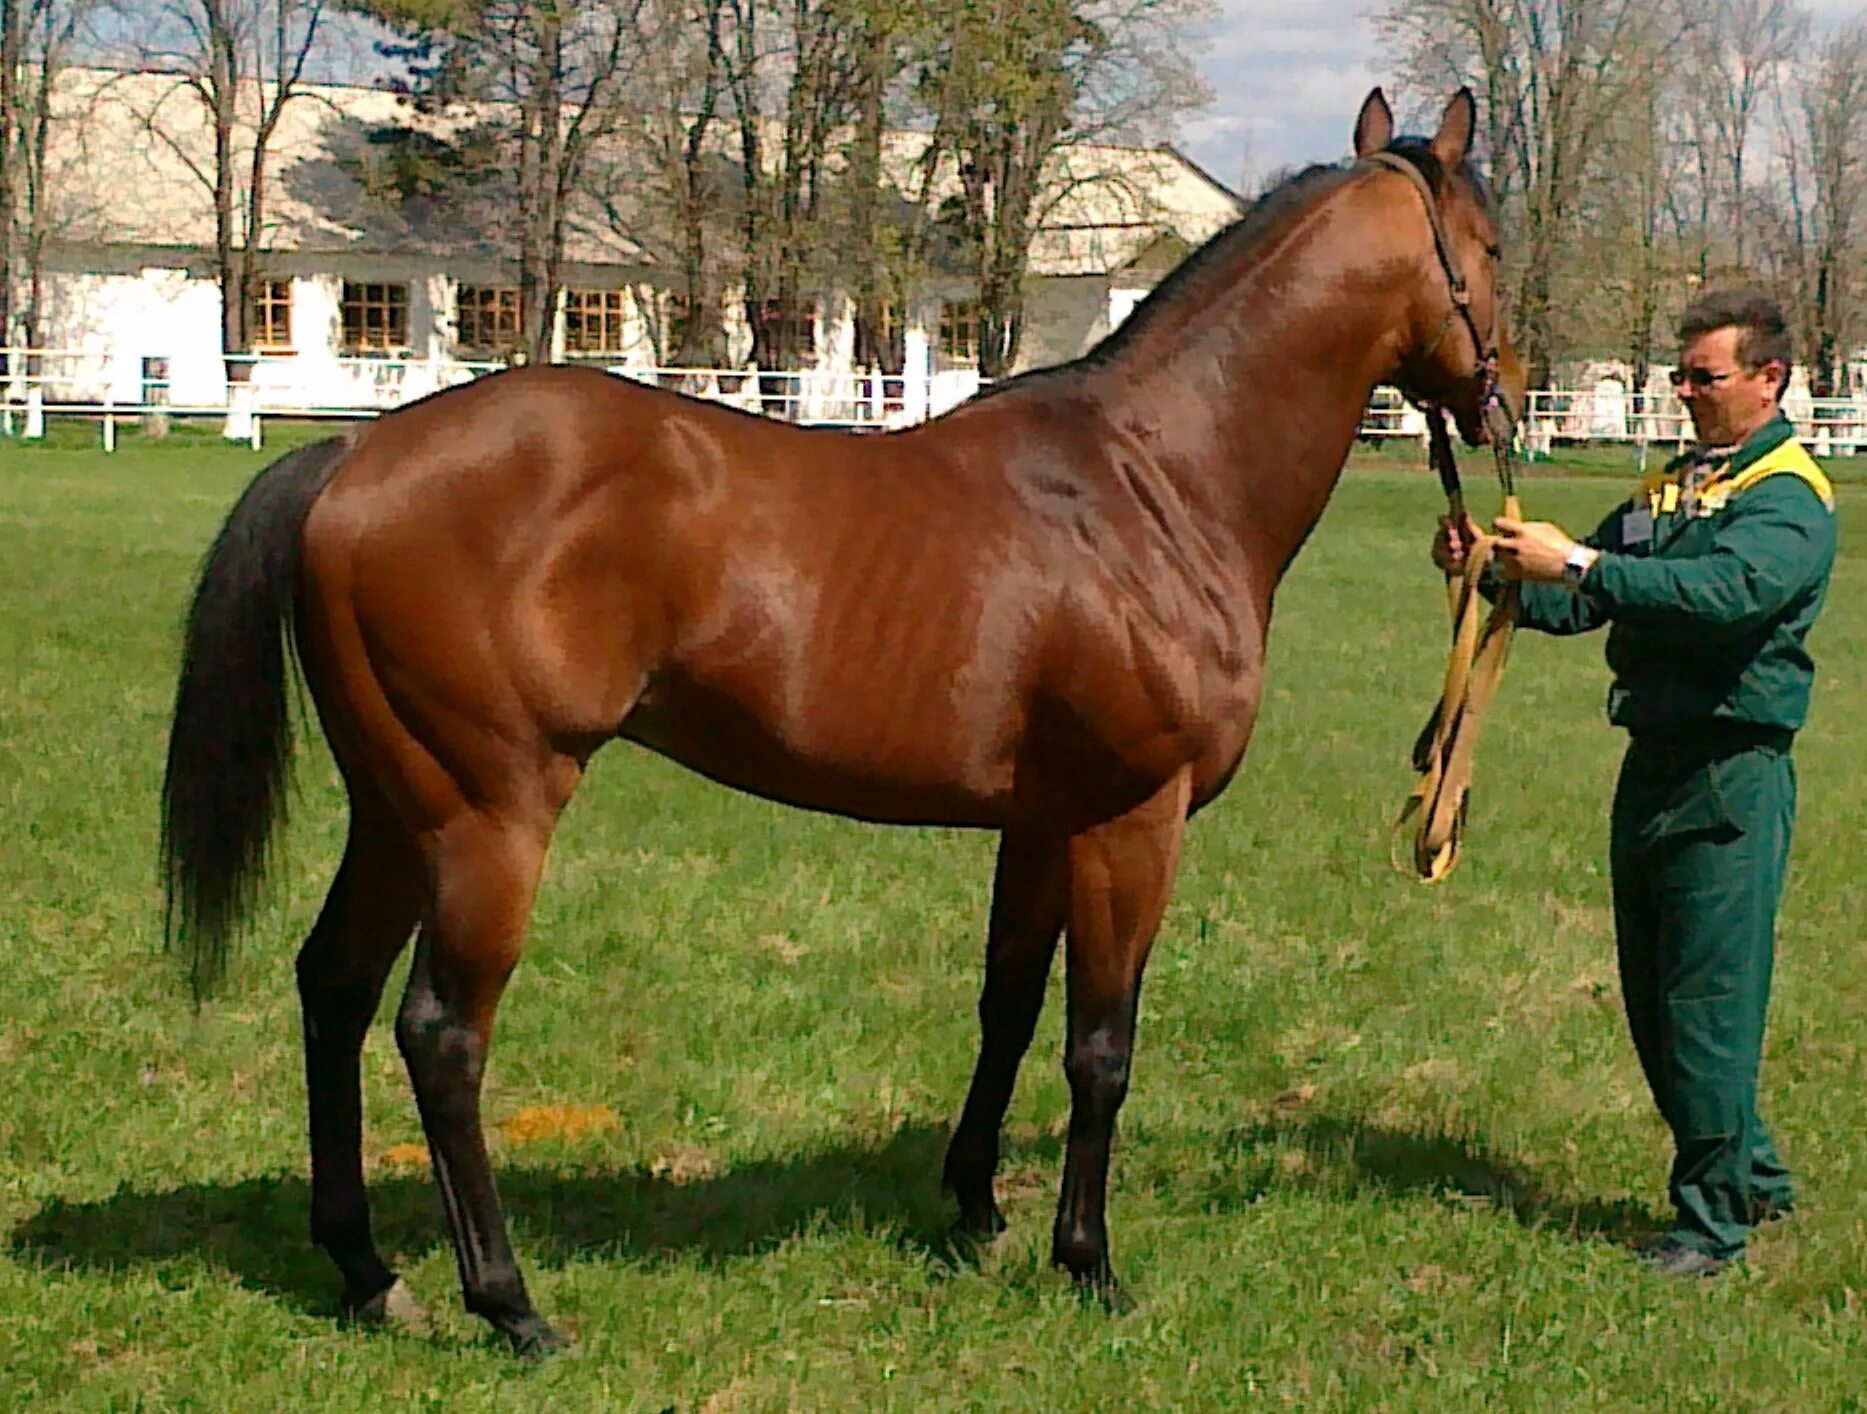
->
[1362, 150, 1522, 884]
[1359, 149, 1514, 497]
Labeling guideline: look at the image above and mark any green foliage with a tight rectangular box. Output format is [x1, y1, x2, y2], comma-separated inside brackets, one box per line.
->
[348, 123, 502, 204]
[4, 431, 1867, 1407]
[338, 0, 476, 32]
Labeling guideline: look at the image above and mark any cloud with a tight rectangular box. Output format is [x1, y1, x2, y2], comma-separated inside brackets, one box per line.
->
[1176, 0, 1864, 184]
[1176, 0, 1380, 185]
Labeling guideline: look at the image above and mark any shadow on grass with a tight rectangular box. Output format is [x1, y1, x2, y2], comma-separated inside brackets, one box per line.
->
[1203, 1112, 1660, 1242]
[13, 1111, 1658, 1323]
[10, 1121, 992, 1317]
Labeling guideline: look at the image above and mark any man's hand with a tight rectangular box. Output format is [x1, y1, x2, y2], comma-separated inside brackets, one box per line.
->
[1431, 511, 1480, 575]
[1492, 517, 1578, 583]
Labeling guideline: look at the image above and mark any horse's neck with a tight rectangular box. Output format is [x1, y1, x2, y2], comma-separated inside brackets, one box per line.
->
[1083, 188, 1414, 587]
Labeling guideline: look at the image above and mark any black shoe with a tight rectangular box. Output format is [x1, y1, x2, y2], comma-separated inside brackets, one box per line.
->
[1641, 1239, 1734, 1279]
[1750, 1196, 1796, 1228]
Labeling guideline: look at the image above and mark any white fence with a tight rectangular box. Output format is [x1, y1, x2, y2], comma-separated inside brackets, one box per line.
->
[1360, 385, 1867, 457]
[4, 347, 1865, 457]
[0, 348, 990, 448]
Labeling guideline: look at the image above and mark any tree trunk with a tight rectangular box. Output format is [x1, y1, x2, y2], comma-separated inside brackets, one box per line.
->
[517, 11, 564, 364]
[0, 0, 22, 357]
[208, 9, 243, 362]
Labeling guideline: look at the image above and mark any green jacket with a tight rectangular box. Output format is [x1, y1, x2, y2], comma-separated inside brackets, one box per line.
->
[1512, 414, 1836, 735]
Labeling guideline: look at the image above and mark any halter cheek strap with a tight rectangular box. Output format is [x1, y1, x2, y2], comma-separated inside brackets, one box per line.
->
[1359, 150, 1515, 501]
[1361, 151, 1522, 885]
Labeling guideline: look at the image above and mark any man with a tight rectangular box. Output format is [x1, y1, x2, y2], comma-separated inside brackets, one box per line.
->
[1435, 289, 1836, 1276]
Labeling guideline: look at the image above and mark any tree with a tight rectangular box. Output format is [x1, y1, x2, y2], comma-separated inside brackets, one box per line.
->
[1774, 21, 1867, 397]
[2, 0, 92, 354]
[1686, 0, 1807, 274]
[1, 0, 23, 352]
[720, 0, 869, 377]
[1379, 0, 1689, 386]
[643, 0, 732, 366]
[1604, 77, 1685, 388]
[904, 0, 1208, 378]
[114, 0, 330, 363]
[839, 1, 908, 377]
[360, 0, 647, 362]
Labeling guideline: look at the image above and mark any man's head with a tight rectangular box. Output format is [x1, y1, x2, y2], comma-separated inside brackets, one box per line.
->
[1672, 289, 1792, 449]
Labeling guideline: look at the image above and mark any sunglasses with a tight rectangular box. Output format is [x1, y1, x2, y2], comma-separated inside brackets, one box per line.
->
[1670, 367, 1737, 390]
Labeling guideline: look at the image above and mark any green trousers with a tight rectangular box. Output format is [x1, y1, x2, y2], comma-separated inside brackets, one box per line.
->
[1609, 729, 1797, 1259]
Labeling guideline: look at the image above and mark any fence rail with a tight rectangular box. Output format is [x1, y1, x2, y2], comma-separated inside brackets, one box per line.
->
[4, 348, 1866, 457]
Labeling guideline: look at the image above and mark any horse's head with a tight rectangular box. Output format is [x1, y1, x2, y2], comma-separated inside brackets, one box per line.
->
[1353, 87, 1524, 447]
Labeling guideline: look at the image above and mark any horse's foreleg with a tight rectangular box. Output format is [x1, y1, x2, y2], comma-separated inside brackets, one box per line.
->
[296, 803, 423, 1324]
[395, 815, 561, 1356]
[1052, 770, 1191, 1306]
[944, 827, 1068, 1236]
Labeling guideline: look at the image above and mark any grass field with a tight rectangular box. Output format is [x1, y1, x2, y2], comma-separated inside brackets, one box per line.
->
[4, 422, 1867, 1410]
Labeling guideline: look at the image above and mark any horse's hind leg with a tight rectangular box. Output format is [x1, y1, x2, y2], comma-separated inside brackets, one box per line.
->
[395, 813, 561, 1356]
[296, 801, 424, 1323]
[944, 827, 1068, 1235]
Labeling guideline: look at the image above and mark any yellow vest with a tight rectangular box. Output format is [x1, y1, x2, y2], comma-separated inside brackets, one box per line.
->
[1638, 438, 1835, 518]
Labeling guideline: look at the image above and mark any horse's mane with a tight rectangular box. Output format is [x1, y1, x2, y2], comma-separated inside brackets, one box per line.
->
[1077, 161, 1351, 371]
[966, 139, 1490, 405]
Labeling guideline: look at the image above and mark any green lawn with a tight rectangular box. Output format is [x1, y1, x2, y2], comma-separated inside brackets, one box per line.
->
[3, 426, 1866, 1410]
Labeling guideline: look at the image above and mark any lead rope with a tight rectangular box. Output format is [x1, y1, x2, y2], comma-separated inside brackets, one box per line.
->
[1395, 403, 1521, 882]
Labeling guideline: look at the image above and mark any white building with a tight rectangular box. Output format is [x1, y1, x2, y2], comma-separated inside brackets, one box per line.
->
[10, 68, 1244, 425]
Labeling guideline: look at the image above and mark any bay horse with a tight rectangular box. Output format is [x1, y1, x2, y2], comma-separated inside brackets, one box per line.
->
[161, 88, 1521, 1353]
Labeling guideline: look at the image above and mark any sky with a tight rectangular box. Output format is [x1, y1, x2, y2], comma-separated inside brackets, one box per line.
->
[1177, 0, 1384, 192]
[1178, 0, 1867, 195]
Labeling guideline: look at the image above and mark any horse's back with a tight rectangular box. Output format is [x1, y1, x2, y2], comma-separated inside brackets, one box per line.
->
[296, 367, 1058, 826]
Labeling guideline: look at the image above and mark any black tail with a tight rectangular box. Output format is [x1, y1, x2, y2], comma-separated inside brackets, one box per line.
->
[161, 436, 351, 999]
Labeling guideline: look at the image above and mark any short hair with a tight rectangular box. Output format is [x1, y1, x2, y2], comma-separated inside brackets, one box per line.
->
[1678, 288, 1793, 393]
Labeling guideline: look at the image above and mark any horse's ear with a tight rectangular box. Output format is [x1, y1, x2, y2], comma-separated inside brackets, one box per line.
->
[1353, 88, 1394, 157]
[1430, 87, 1476, 168]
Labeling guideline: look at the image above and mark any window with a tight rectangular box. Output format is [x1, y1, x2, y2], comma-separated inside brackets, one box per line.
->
[455, 284, 522, 355]
[249, 278, 292, 350]
[340, 281, 409, 353]
[564, 288, 627, 356]
[939, 297, 982, 366]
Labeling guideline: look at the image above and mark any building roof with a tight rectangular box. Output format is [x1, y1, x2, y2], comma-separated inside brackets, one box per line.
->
[46, 67, 1243, 277]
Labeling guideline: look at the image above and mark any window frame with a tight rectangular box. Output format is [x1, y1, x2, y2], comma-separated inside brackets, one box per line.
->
[339, 280, 411, 355]
[938, 297, 983, 367]
[563, 287, 628, 357]
[454, 283, 523, 357]
[249, 276, 293, 352]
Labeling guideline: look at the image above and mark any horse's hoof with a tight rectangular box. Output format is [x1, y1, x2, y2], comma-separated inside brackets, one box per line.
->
[952, 1203, 1009, 1241]
[1096, 1279, 1138, 1317]
[349, 1278, 429, 1332]
[506, 1317, 570, 1359]
[1073, 1273, 1136, 1316]
[1059, 1259, 1136, 1316]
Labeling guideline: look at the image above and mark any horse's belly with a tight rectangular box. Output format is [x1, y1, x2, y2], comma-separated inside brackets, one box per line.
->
[619, 684, 1017, 828]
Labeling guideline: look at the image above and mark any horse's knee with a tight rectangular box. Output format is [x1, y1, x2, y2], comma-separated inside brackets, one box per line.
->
[1064, 1026, 1131, 1117]
[395, 987, 483, 1093]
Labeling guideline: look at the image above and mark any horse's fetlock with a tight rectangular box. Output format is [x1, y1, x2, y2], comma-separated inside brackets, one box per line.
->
[464, 1272, 533, 1324]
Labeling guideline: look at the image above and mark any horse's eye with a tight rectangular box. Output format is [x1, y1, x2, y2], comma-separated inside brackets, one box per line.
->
[1484, 243, 1503, 261]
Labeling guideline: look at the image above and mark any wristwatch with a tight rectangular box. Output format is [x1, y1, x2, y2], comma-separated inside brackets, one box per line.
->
[1561, 543, 1600, 589]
